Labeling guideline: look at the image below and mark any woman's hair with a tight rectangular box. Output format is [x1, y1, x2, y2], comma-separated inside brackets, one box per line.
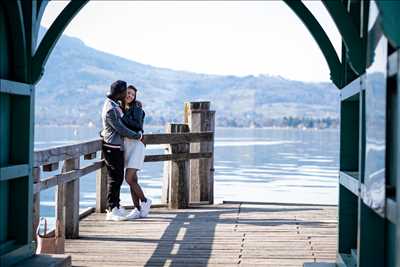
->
[127, 85, 137, 92]
[123, 85, 137, 109]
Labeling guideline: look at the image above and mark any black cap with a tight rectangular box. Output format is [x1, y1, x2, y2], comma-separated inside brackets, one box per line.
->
[108, 80, 127, 97]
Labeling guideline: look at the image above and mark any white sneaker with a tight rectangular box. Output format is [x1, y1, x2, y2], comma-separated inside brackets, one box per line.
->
[118, 206, 129, 217]
[140, 198, 152, 218]
[105, 207, 128, 221]
[126, 208, 141, 220]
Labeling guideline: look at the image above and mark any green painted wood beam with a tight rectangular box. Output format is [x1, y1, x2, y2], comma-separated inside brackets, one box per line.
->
[341, 40, 360, 87]
[0, 4, 10, 79]
[19, 0, 35, 83]
[33, 0, 49, 44]
[36, 0, 48, 21]
[338, 185, 358, 254]
[0, 244, 33, 267]
[0, 165, 29, 182]
[2, 1, 28, 82]
[0, 79, 33, 96]
[357, 202, 385, 267]
[32, 0, 88, 84]
[375, 1, 400, 48]
[283, 0, 343, 88]
[366, 15, 383, 69]
[322, 0, 364, 75]
[396, 54, 400, 267]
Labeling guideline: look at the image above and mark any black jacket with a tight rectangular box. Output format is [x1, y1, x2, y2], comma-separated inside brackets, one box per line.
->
[122, 101, 145, 133]
[101, 97, 141, 145]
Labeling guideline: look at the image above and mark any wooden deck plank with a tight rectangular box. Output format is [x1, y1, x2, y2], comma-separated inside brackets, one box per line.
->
[65, 203, 337, 266]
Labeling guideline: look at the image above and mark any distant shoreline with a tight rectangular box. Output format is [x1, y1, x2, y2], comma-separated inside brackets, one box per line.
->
[34, 124, 339, 131]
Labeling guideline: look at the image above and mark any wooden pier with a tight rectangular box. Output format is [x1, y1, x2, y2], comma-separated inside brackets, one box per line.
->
[28, 102, 338, 266]
[33, 102, 216, 241]
[65, 203, 337, 267]
[3, 3, 400, 266]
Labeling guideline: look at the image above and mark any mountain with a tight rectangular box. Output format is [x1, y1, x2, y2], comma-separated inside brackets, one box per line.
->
[35, 27, 341, 128]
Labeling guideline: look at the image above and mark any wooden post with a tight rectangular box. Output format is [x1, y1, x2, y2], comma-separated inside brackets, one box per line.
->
[208, 117, 215, 204]
[96, 153, 108, 213]
[184, 102, 215, 204]
[167, 123, 190, 209]
[161, 144, 171, 204]
[55, 176, 65, 253]
[32, 167, 40, 240]
[62, 158, 80, 239]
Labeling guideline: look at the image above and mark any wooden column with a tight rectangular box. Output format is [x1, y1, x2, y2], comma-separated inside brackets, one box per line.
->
[167, 124, 190, 209]
[55, 179, 65, 253]
[96, 154, 108, 213]
[161, 143, 171, 205]
[32, 167, 40, 240]
[184, 102, 215, 204]
[62, 158, 80, 239]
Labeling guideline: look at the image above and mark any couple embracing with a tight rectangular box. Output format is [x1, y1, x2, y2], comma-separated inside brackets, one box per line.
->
[101, 80, 151, 221]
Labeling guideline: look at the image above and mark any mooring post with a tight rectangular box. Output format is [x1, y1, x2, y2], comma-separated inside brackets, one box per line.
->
[167, 123, 190, 209]
[161, 139, 171, 205]
[184, 101, 215, 204]
[96, 153, 108, 213]
[55, 172, 66, 253]
[62, 158, 80, 239]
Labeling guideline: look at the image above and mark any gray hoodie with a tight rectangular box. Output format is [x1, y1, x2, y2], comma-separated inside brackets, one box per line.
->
[101, 97, 141, 147]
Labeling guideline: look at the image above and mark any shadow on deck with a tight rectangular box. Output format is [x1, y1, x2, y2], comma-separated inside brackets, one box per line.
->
[65, 203, 337, 267]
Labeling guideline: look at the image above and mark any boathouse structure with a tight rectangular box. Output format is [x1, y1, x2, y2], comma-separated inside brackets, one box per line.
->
[0, 1, 400, 266]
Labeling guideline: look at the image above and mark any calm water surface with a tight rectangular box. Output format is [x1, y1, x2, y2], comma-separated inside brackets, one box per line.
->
[34, 126, 339, 220]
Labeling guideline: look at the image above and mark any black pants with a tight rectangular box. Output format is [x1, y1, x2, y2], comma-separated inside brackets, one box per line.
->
[102, 144, 124, 211]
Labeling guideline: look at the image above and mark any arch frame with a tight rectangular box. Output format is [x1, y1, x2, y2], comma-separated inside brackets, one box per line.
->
[375, 1, 400, 48]
[2, 0, 28, 81]
[283, 0, 344, 88]
[322, 0, 365, 75]
[32, 0, 88, 84]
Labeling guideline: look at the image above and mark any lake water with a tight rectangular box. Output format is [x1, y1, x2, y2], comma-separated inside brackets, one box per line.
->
[35, 126, 339, 220]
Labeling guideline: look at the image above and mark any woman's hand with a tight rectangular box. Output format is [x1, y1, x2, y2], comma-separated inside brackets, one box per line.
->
[139, 132, 146, 146]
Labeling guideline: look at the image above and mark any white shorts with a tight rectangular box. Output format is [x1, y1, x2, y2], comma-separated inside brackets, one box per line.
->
[124, 138, 145, 170]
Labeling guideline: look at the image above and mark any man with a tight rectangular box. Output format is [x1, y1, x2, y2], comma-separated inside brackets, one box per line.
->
[101, 80, 142, 221]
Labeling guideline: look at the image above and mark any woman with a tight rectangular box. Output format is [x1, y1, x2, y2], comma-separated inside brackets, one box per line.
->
[121, 85, 151, 219]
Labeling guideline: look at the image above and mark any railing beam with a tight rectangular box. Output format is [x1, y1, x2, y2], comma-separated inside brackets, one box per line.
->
[32, 119, 215, 218]
[34, 139, 101, 167]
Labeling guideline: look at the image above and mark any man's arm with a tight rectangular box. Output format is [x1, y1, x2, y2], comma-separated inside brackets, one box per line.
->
[106, 109, 141, 139]
[141, 111, 145, 134]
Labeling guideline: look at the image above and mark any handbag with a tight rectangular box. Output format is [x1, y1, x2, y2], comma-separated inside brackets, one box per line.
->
[36, 217, 65, 254]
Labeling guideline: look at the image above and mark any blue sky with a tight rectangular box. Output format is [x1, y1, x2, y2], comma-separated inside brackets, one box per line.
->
[41, 1, 341, 82]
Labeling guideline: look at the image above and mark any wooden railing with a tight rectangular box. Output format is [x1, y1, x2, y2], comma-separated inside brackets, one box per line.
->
[33, 101, 215, 240]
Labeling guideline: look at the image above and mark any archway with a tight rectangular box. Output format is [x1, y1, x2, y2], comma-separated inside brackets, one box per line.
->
[1, 1, 400, 266]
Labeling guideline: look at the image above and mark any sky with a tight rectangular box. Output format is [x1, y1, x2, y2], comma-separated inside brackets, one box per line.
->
[40, 1, 342, 83]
